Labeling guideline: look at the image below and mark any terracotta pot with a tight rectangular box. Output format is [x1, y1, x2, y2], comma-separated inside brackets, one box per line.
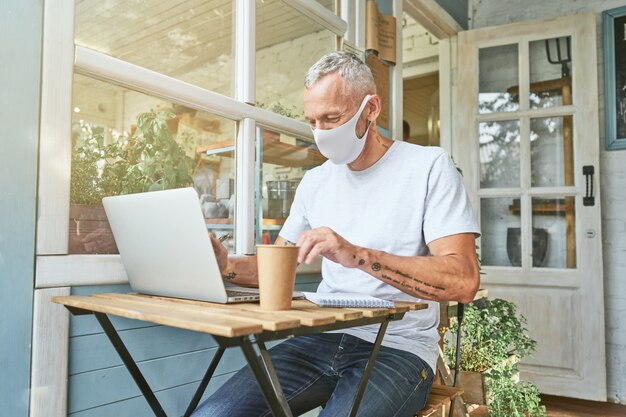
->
[69, 204, 119, 254]
[262, 130, 280, 143]
[457, 355, 519, 405]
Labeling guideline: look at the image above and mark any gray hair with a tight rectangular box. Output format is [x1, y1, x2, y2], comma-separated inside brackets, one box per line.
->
[304, 51, 376, 98]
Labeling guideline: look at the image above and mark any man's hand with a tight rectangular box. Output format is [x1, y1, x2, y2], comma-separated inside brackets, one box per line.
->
[82, 226, 119, 254]
[209, 235, 228, 272]
[296, 227, 360, 267]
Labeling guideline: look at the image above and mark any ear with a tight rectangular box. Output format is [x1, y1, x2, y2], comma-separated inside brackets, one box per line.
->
[366, 94, 382, 122]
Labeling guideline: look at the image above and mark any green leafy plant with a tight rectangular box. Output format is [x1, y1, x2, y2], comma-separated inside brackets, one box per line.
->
[445, 298, 536, 372]
[486, 364, 547, 417]
[70, 111, 193, 205]
[445, 298, 546, 417]
[258, 100, 304, 120]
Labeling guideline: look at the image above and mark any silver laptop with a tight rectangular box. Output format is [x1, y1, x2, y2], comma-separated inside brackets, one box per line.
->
[102, 187, 260, 303]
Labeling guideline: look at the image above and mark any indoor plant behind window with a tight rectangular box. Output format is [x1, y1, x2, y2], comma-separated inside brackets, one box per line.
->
[69, 111, 193, 254]
[444, 298, 547, 417]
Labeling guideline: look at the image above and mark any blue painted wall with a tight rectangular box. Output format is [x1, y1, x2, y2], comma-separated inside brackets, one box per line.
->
[436, 0, 469, 29]
[67, 275, 322, 416]
[0, 1, 42, 416]
[373, 0, 468, 29]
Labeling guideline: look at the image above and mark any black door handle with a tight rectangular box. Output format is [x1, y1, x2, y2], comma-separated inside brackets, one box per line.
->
[583, 165, 595, 206]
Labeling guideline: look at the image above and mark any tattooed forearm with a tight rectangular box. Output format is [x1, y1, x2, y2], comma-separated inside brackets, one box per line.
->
[413, 286, 437, 297]
[380, 274, 437, 297]
[361, 257, 447, 297]
[383, 265, 446, 291]
[222, 272, 237, 280]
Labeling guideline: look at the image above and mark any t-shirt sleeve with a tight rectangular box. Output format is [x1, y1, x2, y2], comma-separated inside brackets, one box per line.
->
[423, 152, 481, 245]
[278, 173, 311, 243]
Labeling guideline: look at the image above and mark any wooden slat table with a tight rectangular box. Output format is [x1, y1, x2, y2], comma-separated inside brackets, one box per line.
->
[53, 293, 427, 417]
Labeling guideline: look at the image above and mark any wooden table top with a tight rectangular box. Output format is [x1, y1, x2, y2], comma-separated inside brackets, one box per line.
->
[53, 293, 428, 338]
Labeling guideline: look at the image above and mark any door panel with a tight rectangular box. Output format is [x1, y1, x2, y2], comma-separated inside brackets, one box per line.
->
[457, 13, 606, 400]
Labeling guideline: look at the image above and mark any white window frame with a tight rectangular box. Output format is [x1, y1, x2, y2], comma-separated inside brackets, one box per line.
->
[35, 0, 350, 288]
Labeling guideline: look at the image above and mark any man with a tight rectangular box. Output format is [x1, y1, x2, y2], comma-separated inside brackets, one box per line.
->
[194, 51, 480, 417]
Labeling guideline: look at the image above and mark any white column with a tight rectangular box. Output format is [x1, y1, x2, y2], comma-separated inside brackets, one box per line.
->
[235, 0, 256, 254]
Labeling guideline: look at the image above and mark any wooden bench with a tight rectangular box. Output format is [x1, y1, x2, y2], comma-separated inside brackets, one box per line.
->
[415, 385, 465, 417]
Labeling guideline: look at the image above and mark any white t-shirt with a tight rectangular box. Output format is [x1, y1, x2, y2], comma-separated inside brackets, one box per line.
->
[279, 141, 480, 371]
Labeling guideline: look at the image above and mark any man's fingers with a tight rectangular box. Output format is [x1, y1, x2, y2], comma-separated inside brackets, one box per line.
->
[297, 234, 317, 264]
[305, 243, 324, 265]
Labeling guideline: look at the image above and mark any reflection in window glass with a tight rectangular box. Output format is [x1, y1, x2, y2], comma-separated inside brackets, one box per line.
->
[531, 197, 576, 269]
[480, 198, 522, 267]
[531, 116, 574, 187]
[529, 37, 572, 109]
[74, 0, 234, 96]
[256, 0, 336, 119]
[69, 74, 236, 254]
[479, 120, 520, 188]
[256, 127, 325, 243]
[479, 44, 519, 114]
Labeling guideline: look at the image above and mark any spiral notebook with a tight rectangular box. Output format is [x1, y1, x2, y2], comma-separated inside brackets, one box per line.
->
[302, 292, 394, 308]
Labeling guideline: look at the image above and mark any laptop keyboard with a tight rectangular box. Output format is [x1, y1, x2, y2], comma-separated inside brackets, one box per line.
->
[226, 289, 259, 298]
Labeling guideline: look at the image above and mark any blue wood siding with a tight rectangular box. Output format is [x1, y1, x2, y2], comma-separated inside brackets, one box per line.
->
[67, 274, 322, 416]
[0, 1, 42, 416]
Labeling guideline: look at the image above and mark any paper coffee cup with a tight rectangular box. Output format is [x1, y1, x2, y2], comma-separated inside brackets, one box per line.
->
[256, 245, 299, 310]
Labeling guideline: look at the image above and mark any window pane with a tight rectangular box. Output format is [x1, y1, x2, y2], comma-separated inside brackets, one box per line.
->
[531, 197, 576, 268]
[256, 128, 325, 243]
[479, 44, 519, 114]
[69, 74, 236, 254]
[479, 120, 520, 188]
[74, 0, 234, 96]
[256, 0, 336, 119]
[531, 116, 574, 187]
[529, 37, 572, 109]
[480, 198, 521, 267]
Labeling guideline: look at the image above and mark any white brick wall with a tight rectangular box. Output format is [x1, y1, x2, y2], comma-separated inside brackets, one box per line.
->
[470, 0, 626, 404]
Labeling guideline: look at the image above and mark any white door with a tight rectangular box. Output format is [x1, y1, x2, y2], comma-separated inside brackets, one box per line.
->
[456, 13, 606, 401]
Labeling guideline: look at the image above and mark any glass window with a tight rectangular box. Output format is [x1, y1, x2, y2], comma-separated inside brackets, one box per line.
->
[531, 116, 574, 187]
[256, 127, 325, 243]
[531, 197, 576, 269]
[479, 120, 520, 188]
[256, 0, 336, 119]
[529, 37, 573, 109]
[478, 44, 519, 114]
[480, 197, 522, 267]
[74, 0, 234, 96]
[69, 74, 236, 254]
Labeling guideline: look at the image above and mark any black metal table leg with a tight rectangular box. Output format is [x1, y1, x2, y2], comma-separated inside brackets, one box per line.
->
[348, 318, 390, 417]
[256, 340, 293, 417]
[182, 346, 226, 417]
[240, 337, 291, 417]
[94, 313, 167, 417]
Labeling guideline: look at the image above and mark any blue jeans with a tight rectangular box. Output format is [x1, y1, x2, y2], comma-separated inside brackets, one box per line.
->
[192, 333, 434, 417]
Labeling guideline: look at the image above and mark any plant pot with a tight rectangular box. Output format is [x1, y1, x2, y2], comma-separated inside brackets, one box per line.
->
[506, 227, 549, 266]
[166, 116, 180, 134]
[457, 355, 519, 405]
[262, 130, 280, 143]
[69, 204, 119, 254]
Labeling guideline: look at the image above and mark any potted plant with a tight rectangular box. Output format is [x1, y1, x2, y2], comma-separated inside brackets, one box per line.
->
[69, 111, 194, 254]
[444, 298, 546, 417]
[257, 100, 306, 143]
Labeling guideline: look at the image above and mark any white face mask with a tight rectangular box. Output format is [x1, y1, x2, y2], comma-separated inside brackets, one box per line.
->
[312, 95, 372, 165]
